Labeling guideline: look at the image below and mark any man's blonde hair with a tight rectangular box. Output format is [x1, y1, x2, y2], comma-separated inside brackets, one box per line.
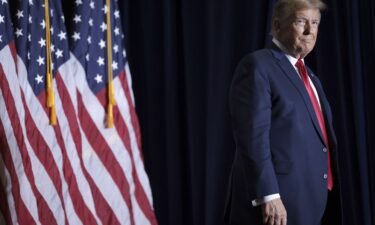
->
[271, 0, 327, 36]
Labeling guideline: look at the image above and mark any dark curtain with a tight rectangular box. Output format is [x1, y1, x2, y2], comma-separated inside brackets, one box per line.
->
[119, 0, 375, 224]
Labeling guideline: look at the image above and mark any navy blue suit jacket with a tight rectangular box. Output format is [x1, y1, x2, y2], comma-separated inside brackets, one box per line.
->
[224, 44, 342, 225]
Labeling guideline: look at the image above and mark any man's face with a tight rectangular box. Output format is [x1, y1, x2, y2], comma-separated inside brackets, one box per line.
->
[277, 8, 321, 59]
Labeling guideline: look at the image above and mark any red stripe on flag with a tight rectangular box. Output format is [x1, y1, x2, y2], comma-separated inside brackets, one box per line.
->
[0, 66, 38, 225]
[119, 72, 143, 158]
[77, 92, 125, 225]
[0, 120, 36, 225]
[9, 42, 17, 75]
[37, 75, 98, 224]
[113, 105, 157, 224]
[94, 71, 156, 224]
[56, 74, 115, 225]
[18, 91, 67, 225]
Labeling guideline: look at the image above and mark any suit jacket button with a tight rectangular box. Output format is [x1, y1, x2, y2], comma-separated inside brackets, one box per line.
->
[323, 147, 327, 152]
[323, 173, 328, 179]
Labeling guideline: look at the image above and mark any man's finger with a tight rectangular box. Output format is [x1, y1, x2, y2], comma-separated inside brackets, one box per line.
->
[263, 212, 271, 224]
[274, 216, 281, 225]
[267, 215, 274, 225]
[281, 217, 287, 225]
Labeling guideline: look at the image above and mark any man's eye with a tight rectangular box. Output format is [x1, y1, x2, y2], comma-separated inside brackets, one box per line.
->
[296, 19, 306, 25]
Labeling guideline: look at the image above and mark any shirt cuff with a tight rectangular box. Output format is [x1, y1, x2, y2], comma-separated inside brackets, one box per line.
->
[251, 193, 280, 206]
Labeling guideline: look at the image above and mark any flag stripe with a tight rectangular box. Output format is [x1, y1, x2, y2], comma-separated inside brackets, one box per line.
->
[0, 65, 38, 225]
[2, 70, 59, 225]
[87, 66, 155, 224]
[80, 131, 123, 225]
[123, 67, 143, 156]
[112, 105, 151, 225]
[50, 75, 103, 225]
[77, 92, 131, 225]
[54, 74, 100, 225]
[114, 75, 157, 224]
[118, 71, 152, 200]
[16, 58, 67, 225]
[0, 128, 35, 225]
[51, 121, 95, 225]
[57, 57, 120, 225]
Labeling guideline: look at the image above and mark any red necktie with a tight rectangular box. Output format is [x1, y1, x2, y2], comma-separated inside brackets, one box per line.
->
[295, 59, 333, 190]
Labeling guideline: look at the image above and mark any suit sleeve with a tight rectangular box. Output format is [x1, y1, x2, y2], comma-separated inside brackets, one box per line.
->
[229, 55, 279, 201]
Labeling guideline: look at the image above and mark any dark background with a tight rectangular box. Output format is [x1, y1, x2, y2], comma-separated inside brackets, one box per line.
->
[119, 0, 375, 224]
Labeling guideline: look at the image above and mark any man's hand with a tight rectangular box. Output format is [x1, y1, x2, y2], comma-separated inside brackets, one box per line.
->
[261, 198, 287, 225]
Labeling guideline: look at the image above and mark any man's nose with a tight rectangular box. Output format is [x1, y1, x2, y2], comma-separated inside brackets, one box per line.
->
[303, 22, 311, 35]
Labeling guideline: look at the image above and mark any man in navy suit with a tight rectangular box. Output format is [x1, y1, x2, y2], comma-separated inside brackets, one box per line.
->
[224, 0, 342, 224]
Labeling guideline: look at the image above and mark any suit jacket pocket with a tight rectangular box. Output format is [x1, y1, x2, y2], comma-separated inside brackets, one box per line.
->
[273, 161, 293, 174]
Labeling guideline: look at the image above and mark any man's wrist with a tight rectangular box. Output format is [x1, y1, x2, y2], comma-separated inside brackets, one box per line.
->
[251, 193, 280, 206]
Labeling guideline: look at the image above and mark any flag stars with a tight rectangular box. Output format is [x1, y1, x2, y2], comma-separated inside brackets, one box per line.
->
[37, 56, 45, 66]
[29, 0, 33, 5]
[35, 74, 43, 84]
[61, 15, 65, 22]
[112, 61, 118, 70]
[15, 28, 23, 37]
[28, 34, 31, 42]
[50, 44, 55, 52]
[88, 18, 93, 26]
[122, 50, 126, 57]
[16, 10, 24, 19]
[0, 35, 2, 42]
[98, 39, 105, 49]
[97, 57, 104, 66]
[0, 14, 5, 23]
[40, 20, 46, 29]
[73, 14, 81, 23]
[114, 10, 120, 19]
[38, 38, 46, 47]
[50, 27, 54, 35]
[100, 22, 107, 32]
[95, 74, 103, 83]
[85, 53, 90, 61]
[1, 0, 7, 4]
[72, 32, 80, 41]
[89, 1, 95, 9]
[113, 44, 119, 53]
[55, 49, 63, 58]
[28, 16, 32, 23]
[75, 0, 83, 5]
[87, 36, 92, 44]
[27, 52, 30, 60]
[114, 27, 120, 36]
[58, 31, 66, 40]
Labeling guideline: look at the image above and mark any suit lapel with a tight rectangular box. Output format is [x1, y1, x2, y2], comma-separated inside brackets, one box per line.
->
[269, 45, 326, 146]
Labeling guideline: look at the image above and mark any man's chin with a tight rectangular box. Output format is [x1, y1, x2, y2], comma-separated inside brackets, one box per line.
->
[294, 47, 313, 58]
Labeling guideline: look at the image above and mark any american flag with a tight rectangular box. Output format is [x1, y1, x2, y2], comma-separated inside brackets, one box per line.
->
[0, 0, 157, 224]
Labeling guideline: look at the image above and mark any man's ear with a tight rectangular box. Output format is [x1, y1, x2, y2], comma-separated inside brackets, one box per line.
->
[273, 19, 280, 34]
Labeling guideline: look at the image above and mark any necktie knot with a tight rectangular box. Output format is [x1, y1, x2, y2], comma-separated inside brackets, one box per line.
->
[295, 59, 309, 82]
